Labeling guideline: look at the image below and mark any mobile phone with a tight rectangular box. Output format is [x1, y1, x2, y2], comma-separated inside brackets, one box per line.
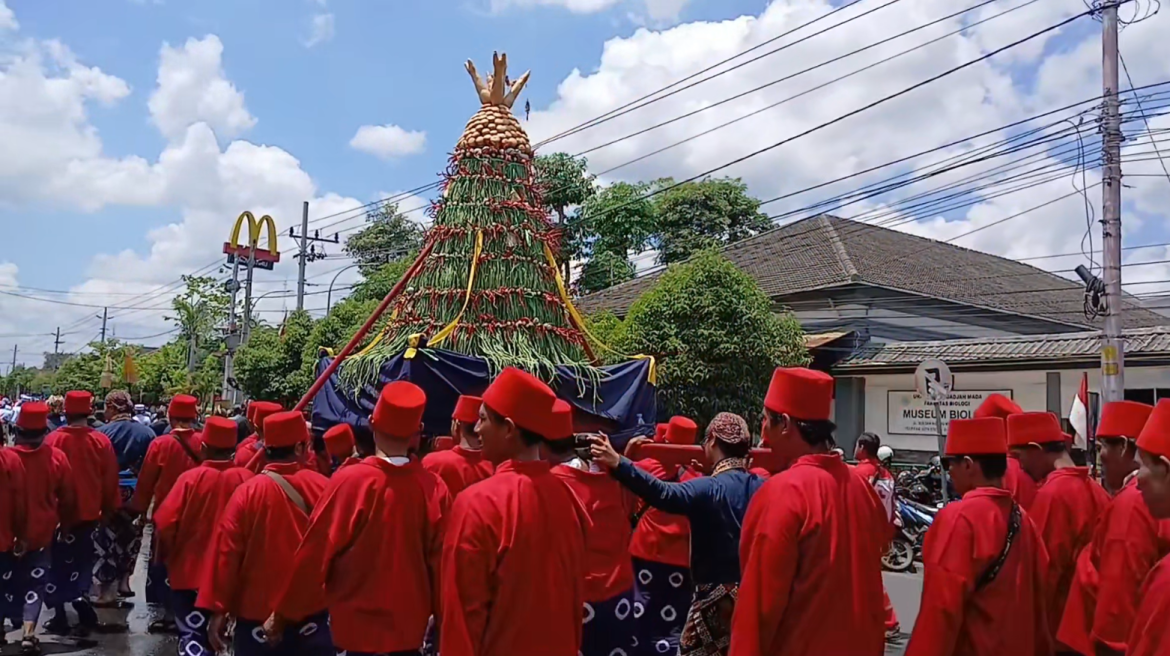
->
[573, 433, 599, 461]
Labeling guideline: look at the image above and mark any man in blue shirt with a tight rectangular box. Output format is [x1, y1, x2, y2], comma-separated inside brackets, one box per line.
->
[95, 390, 156, 612]
[591, 412, 764, 656]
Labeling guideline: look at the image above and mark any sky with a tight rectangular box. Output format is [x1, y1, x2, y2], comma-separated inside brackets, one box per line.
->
[1, 0, 1170, 368]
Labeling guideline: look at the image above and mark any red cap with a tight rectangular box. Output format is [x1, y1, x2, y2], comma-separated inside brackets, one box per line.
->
[973, 394, 1022, 420]
[665, 416, 698, 445]
[168, 395, 199, 420]
[64, 391, 93, 416]
[452, 395, 482, 424]
[202, 416, 238, 449]
[323, 423, 355, 457]
[482, 367, 556, 435]
[371, 381, 427, 439]
[250, 402, 283, 430]
[1006, 411, 1065, 447]
[1137, 399, 1170, 459]
[654, 423, 669, 443]
[546, 400, 574, 441]
[16, 401, 50, 431]
[945, 417, 1007, 455]
[264, 410, 309, 448]
[765, 367, 833, 421]
[1097, 400, 1153, 440]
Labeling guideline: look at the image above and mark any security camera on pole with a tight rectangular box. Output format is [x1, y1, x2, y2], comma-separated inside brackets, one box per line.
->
[915, 358, 953, 504]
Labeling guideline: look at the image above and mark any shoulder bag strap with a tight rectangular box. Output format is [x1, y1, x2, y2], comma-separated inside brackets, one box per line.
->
[171, 433, 202, 465]
[629, 467, 682, 528]
[263, 471, 309, 515]
[974, 501, 1022, 592]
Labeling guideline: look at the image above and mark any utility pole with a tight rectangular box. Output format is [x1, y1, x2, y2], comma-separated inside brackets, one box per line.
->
[1100, 0, 1125, 403]
[290, 202, 339, 312]
[242, 241, 258, 344]
[99, 307, 109, 344]
[53, 327, 63, 354]
[222, 255, 242, 405]
[10, 345, 16, 374]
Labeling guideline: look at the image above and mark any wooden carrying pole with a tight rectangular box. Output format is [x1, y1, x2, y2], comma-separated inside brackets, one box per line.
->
[294, 241, 435, 412]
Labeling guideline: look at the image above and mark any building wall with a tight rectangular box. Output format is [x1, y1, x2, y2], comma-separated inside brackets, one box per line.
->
[846, 364, 1170, 455]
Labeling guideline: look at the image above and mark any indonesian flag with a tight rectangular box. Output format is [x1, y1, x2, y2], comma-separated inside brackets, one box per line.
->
[1069, 373, 1089, 449]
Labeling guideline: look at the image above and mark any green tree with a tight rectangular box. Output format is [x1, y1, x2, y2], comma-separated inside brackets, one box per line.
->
[168, 275, 231, 370]
[578, 250, 635, 295]
[577, 181, 658, 258]
[345, 201, 425, 276]
[136, 342, 191, 402]
[233, 310, 316, 404]
[653, 177, 770, 264]
[618, 250, 807, 429]
[1, 366, 39, 398]
[585, 311, 626, 363]
[535, 152, 595, 280]
[349, 257, 415, 303]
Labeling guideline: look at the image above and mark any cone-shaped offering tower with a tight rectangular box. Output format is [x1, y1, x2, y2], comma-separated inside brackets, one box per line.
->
[346, 53, 597, 383]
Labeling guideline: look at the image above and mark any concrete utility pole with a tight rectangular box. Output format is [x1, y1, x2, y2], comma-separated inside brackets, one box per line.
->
[222, 255, 242, 405]
[53, 327, 62, 354]
[1100, 0, 1125, 402]
[290, 201, 339, 312]
[99, 307, 109, 344]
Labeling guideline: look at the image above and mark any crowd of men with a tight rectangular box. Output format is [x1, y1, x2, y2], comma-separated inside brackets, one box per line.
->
[1, 367, 1169, 656]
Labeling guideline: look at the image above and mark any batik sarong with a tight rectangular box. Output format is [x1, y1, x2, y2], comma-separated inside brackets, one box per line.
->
[13, 548, 51, 623]
[632, 557, 692, 656]
[48, 522, 97, 606]
[583, 588, 635, 656]
[678, 582, 737, 656]
[233, 611, 333, 656]
[173, 589, 211, 656]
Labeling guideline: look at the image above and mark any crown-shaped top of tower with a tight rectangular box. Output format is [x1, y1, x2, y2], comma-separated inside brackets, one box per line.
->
[456, 52, 533, 156]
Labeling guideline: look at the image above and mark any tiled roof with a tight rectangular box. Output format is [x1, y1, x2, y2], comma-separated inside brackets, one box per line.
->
[833, 325, 1170, 370]
[576, 215, 1167, 330]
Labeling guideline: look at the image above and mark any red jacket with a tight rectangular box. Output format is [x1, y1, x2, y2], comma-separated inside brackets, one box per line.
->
[440, 459, 589, 656]
[13, 443, 78, 551]
[1057, 477, 1170, 654]
[730, 454, 888, 656]
[276, 458, 450, 653]
[196, 462, 328, 621]
[152, 460, 254, 591]
[243, 443, 319, 475]
[628, 459, 696, 568]
[422, 445, 493, 498]
[553, 463, 636, 602]
[1031, 467, 1109, 642]
[906, 487, 1051, 656]
[45, 425, 120, 523]
[0, 447, 27, 552]
[235, 435, 259, 468]
[1004, 457, 1038, 511]
[1128, 553, 1170, 656]
[129, 429, 203, 513]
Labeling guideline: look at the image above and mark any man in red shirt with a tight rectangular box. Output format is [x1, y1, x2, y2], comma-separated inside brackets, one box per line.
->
[973, 394, 1036, 510]
[545, 400, 636, 656]
[0, 431, 27, 643]
[43, 391, 119, 636]
[906, 417, 1051, 656]
[198, 410, 330, 656]
[440, 367, 589, 656]
[731, 367, 889, 656]
[1126, 399, 1170, 655]
[130, 393, 203, 633]
[853, 431, 902, 644]
[9, 402, 77, 653]
[152, 416, 253, 656]
[1058, 400, 1165, 656]
[1008, 411, 1110, 650]
[271, 381, 450, 656]
[234, 401, 282, 468]
[319, 422, 355, 475]
[422, 395, 493, 498]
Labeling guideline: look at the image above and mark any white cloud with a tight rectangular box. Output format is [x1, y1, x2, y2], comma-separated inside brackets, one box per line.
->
[304, 12, 335, 47]
[149, 35, 257, 142]
[490, 0, 690, 21]
[0, 1, 17, 30]
[349, 124, 427, 159]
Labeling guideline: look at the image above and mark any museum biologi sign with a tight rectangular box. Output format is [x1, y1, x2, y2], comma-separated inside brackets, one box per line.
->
[887, 389, 1013, 436]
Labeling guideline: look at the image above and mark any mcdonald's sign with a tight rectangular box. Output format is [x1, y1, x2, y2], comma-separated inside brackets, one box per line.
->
[223, 211, 281, 271]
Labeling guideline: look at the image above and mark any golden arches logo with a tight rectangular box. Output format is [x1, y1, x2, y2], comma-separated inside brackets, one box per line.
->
[223, 211, 281, 267]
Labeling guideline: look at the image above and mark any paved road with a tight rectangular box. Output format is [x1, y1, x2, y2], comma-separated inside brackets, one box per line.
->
[4, 569, 925, 656]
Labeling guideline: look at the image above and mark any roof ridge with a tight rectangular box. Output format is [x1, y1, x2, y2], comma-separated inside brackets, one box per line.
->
[820, 215, 858, 280]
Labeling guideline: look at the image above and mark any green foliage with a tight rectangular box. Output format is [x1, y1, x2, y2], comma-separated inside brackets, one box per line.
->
[535, 152, 595, 223]
[169, 276, 231, 350]
[585, 311, 626, 364]
[578, 250, 635, 295]
[345, 202, 425, 276]
[135, 342, 190, 401]
[0, 366, 41, 398]
[618, 250, 807, 429]
[652, 177, 771, 265]
[233, 310, 315, 405]
[349, 256, 414, 303]
[578, 181, 657, 258]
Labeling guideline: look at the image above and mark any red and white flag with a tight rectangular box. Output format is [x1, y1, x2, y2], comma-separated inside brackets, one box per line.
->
[1069, 372, 1089, 449]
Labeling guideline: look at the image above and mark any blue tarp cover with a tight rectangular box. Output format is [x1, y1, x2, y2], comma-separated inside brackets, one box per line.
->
[311, 348, 657, 447]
